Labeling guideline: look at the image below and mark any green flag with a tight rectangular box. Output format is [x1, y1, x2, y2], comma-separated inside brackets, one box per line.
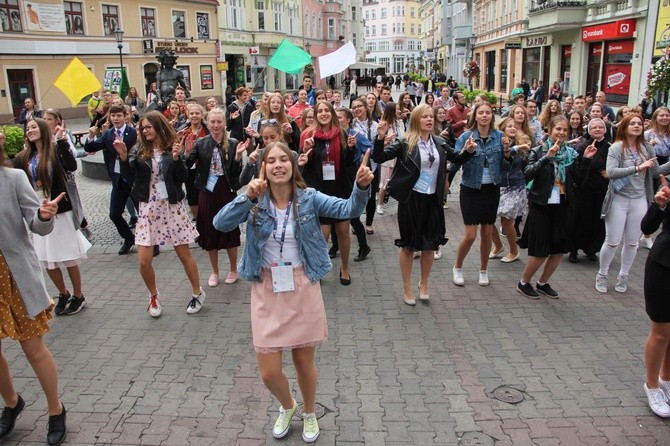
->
[268, 39, 311, 74]
[119, 68, 130, 100]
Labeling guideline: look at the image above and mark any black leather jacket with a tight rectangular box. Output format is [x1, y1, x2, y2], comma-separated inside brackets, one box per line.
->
[373, 134, 473, 204]
[120, 149, 187, 204]
[186, 134, 243, 192]
[524, 142, 576, 206]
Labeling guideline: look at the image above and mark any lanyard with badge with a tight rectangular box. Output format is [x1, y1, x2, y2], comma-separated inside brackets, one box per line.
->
[206, 145, 223, 192]
[155, 153, 169, 200]
[547, 157, 562, 204]
[322, 141, 335, 180]
[30, 154, 41, 190]
[414, 138, 436, 193]
[271, 199, 295, 293]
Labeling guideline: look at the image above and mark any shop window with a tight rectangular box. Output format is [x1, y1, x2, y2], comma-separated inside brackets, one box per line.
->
[602, 40, 633, 102]
[0, 0, 22, 32]
[64, 1, 84, 35]
[523, 47, 541, 86]
[172, 10, 186, 38]
[499, 49, 507, 93]
[257, 0, 265, 31]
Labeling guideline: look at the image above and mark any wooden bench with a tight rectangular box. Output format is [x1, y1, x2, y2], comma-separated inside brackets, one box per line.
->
[71, 131, 87, 147]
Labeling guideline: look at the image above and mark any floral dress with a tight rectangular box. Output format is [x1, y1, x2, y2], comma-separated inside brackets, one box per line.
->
[134, 149, 199, 247]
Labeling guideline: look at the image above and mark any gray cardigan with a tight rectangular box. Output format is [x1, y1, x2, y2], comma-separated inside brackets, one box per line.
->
[0, 168, 54, 318]
[601, 141, 670, 218]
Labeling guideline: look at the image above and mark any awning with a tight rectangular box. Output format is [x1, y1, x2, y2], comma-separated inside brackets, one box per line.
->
[348, 62, 384, 69]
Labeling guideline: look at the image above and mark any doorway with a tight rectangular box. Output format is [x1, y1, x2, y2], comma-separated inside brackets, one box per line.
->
[7, 69, 35, 121]
[143, 63, 158, 96]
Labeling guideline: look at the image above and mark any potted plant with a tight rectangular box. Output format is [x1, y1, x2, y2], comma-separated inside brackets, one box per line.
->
[647, 48, 670, 101]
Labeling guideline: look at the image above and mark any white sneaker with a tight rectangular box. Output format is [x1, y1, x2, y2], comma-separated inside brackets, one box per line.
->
[595, 274, 608, 293]
[147, 294, 162, 318]
[376, 204, 384, 215]
[186, 289, 205, 314]
[640, 235, 654, 250]
[452, 267, 464, 286]
[434, 246, 442, 260]
[644, 383, 670, 418]
[659, 377, 670, 402]
[272, 399, 297, 438]
[302, 412, 320, 443]
[615, 274, 628, 293]
[413, 251, 421, 259]
[478, 270, 489, 286]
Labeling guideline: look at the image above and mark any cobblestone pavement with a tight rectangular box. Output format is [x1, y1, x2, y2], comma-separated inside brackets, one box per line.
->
[3, 118, 669, 445]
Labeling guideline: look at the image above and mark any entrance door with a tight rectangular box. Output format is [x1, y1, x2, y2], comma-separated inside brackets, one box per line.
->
[143, 63, 158, 95]
[485, 50, 496, 91]
[542, 46, 551, 90]
[7, 69, 35, 121]
[586, 42, 602, 96]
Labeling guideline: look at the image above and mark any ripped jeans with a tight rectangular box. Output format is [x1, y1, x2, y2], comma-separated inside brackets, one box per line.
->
[598, 194, 648, 277]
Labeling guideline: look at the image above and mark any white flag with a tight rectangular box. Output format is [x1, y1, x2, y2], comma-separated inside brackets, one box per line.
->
[318, 42, 356, 79]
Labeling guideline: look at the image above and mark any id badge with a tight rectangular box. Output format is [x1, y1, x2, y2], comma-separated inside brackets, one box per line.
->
[206, 173, 218, 192]
[271, 262, 295, 293]
[156, 181, 169, 200]
[114, 159, 121, 174]
[414, 171, 434, 193]
[322, 162, 336, 181]
[547, 185, 560, 204]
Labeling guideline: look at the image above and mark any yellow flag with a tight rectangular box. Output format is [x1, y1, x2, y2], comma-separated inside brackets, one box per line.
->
[53, 57, 101, 106]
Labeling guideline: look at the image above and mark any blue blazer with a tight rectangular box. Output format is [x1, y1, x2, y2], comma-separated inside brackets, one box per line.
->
[84, 126, 137, 187]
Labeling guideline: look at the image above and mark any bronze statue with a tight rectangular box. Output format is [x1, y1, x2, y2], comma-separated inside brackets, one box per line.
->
[155, 49, 190, 110]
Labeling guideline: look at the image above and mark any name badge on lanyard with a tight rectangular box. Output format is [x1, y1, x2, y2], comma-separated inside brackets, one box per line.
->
[547, 163, 560, 204]
[322, 141, 336, 181]
[414, 171, 434, 193]
[206, 173, 218, 192]
[270, 199, 295, 293]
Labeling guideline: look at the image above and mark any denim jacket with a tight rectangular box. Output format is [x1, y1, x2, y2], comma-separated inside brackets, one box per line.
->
[456, 129, 510, 189]
[213, 185, 370, 283]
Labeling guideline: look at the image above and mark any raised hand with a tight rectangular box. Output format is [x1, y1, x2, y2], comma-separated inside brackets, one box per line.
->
[355, 149, 375, 189]
[39, 192, 66, 220]
[88, 125, 98, 138]
[583, 142, 598, 159]
[547, 139, 561, 158]
[639, 157, 658, 171]
[172, 141, 182, 160]
[246, 161, 268, 200]
[112, 132, 128, 160]
[282, 122, 293, 134]
[248, 149, 260, 165]
[384, 131, 396, 146]
[235, 139, 250, 161]
[377, 121, 388, 139]
[347, 134, 356, 148]
[298, 148, 312, 167]
[464, 135, 477, 153]
[655, 175, 670, 208]
[54, 125, 66, 141]
[501, 136, 511, 150]
[303, 137, 315, 152]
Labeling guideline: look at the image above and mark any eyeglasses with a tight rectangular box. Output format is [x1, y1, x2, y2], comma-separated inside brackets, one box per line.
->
[140, 125, 154, 132]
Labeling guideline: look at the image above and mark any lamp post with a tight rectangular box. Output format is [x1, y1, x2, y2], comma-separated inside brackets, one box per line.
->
[114, 27, 124, 70]
[305, 41, 311, 54]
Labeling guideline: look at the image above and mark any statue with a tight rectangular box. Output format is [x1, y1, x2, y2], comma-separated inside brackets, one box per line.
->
[155, 49, 190, 110]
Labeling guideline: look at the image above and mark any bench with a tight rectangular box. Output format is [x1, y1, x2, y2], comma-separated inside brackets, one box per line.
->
[71, 131, 87, 147]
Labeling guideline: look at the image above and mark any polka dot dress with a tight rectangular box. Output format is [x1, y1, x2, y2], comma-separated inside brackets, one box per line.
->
[0, 250, 51, 341]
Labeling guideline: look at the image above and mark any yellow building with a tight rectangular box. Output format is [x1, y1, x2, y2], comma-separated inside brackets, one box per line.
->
[0, 0, 220, 122]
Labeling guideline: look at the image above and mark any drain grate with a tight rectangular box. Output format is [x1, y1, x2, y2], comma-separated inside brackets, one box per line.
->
[492, 386, 524, 404]
[295, 403, 326, 419]
[459, 431, 495, 446]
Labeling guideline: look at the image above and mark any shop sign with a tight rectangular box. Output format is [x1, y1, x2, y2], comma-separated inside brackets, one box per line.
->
[142, 39, 154, 54]
[562, 46, 571, 58]
[200, 65, 214, 90]
[249, 46, 260, 55]
[505, 39, 522, 49]
[155, 40, 199, 54]
[523, 35, 552, 48]
[653, 0, 670, 57]
[581, 19, 636, 42]
[216, 61, 229, 71]
[607, 40, 634, 55]
[592, 45, 602, 56]
[603, 63, 631, 95]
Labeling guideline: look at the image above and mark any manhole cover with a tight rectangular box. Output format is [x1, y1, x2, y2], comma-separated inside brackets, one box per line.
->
[492, 386, 524, 404]
[459, 431, 495, 446]
[296, 403, 326, 419]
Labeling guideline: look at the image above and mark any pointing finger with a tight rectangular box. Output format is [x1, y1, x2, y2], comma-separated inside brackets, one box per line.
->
[258, 161, 265, 182]
[361, 149, 370, 167]
[304, 149, 312, 158]
[51, 192, 67, 204]
[661, 175, 669, 191]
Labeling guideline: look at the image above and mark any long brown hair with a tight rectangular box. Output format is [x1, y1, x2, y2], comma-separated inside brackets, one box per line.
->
[137, 111, 178, 160]
[465, 101, 494, 133]
[15, 118, 66, 198]
[308, 100, 347, 150]
[266, 92, 291, 125]
[498, 117, 528, 160]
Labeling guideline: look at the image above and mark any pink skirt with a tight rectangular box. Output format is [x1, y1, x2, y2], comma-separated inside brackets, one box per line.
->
[250, 267, 327, 353]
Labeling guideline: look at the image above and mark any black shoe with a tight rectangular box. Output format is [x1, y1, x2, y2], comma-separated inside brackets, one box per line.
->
[54, 292, 71, 316]
[0, 395, 25, 440]
[586, 252, 598, 262]
[339, 270, 351, 286]
[383, 193, 390, 204]
[354, 246, 371, 262]
[118, 239, 134, 255]
[62, 296, 85, 315]
[328, 246, 338, 259]
[47, 403, 66, 446]
[536, 283, 559, 298]
[568, 252, 578, 263]
[128, 216, 138, 229]
[517, 282, 539, 299]
[153, 245, 160, 257]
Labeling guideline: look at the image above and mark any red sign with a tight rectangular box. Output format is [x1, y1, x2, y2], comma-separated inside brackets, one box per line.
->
[603, 63, 632, 95]
[563, 47, 572, 58]
[582, 19, 636, 42]
[592, 45, 602, 56]
[607, 40, 634, 54]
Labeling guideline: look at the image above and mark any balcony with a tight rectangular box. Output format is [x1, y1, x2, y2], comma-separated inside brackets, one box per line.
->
[527, 0, 588, 30]
[453, 25, 473, 40]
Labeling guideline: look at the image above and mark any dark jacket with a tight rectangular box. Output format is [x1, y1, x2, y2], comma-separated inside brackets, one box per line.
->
[301, 136, 356, 199]
[84, 126, 138, 188]
[120, 149, 187, 204]
[642, 199, 670, 268]
[524, 141, 576, 206]
[500, 152, 527, 188]
[373, 134, 473, 204]
[186, 134, 243, 193]
[573, 138, 610, 193]
[533, 84, 546, 103]
[226, 101, 253, 142]
[18, 107, 42, 130]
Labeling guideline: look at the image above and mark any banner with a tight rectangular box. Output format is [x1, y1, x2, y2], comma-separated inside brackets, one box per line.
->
[318, 42, 356, 78]
[268, 39, 311, 74]
[103, 67, 130, 98]
[54, 57, 102, 105]
[24, 2, 66, 32]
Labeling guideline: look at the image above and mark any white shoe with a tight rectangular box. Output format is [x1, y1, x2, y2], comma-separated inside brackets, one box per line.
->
[659, 377, 670, 402]
[640, 235, 653, 250]
[147, 294, 162, 318]
[595, 274, 607, 293]
[376, 204, 384, 215]
[413, 251, 421, 259]
[615, 274, 628, 293]
[644, 383, 670, 418]
[302, 412, 320, 443]
[434, 246, 442, 260]
[478, 270, 489, 286]
[186, 289, 205, 314]
[452, 267, 464, 286]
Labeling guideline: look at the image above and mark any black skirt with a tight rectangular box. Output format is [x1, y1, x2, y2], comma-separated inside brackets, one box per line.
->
[520, 200, 571, 257]
[644, 258, 670, 323]
[460, 184, 500, 225]
[570, 189, 606, 255]
[396, 192, 447, 251]
[196, 176, 241, 250]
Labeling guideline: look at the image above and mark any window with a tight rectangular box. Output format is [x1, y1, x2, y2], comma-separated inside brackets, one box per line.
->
[305, 12, 309, 37]
[379, 40, 389, 51]
[102, 4, 119, 35]
[288, 6, 296, 35]
[408, 40, 416, 51]
[394, 41, 403, 51]
[352, 32, 357, 47]
[257, 0, 265, 30]
[410, 7, 415, 17]
[371, 24, 375, 35]
[225, 0, 244, 30]
[196, 12, 209, 39]
[318, 17, 322, 38]
[365, 26, 369, 37]
[410, 24, 414, 35]
[64, 1, 84, 35]
[273, 2, 282, 31]
[351, 6, 356, 20]
[392, 23, 395, 33]
[0, 0, 21, 32]
[379, 57, 390, 73]
[172, 10, 186, 38]
[177, 65, 191, 90]
[365, 9, 369, 20]
[140, 8, 155, 37]
[371, 10, 375, 20]
[312, 13, 315, 38]
[328, 18, 335, 40]
[366, 41, 376, 52]
[381, 24, 386, 35]
[394, 56, 404, 73]
[381, 7, 386, 19]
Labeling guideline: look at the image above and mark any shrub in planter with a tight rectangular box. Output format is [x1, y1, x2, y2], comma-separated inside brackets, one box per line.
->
[2, 126, 24, 158]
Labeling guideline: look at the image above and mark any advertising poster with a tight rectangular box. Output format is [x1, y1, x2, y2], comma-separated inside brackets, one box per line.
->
[654, 1, 670, 57]
[196, 12, 209, 39]
[603, 64, 631, 96]
[177, 65, 191, 90]
[172, 11, 186, 38]
[200, 65, 214, 90]
[24, 2, 66, 32]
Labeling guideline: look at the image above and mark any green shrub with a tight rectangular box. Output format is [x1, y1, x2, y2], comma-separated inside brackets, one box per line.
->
[458, 87, 498, 106]
[2, 126, 24, 158]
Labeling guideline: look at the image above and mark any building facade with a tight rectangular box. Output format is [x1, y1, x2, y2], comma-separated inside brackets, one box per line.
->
[0, 0, 220, 121]
[439, 0, 473, 85]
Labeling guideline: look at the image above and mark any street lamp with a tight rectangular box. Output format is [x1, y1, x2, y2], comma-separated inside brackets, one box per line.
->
[305, 41, 311, 54]
[114, 27, 124, 70]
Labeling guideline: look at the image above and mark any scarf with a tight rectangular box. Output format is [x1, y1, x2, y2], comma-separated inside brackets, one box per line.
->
[312, 126, 342, 176]
[546, 138, 578, 182]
